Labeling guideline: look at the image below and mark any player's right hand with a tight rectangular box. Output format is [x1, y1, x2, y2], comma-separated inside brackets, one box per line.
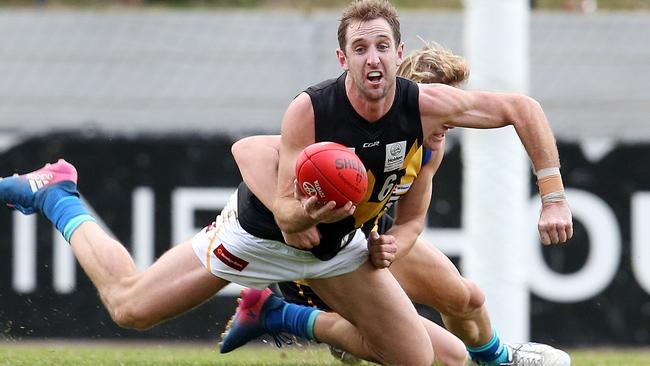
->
[302, 196, 356, 223]
[538, 199, 573, 245]
[282, 227, 321, 249]
[294, 179, 355, 223]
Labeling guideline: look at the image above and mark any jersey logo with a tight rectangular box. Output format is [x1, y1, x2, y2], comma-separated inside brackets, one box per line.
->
[363, 141, 380, 148]
[384, 141, 406, 172]
[214, 243, 249, 271]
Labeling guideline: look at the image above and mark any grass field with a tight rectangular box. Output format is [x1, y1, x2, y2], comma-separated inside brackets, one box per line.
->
[1, 342, 650, 366]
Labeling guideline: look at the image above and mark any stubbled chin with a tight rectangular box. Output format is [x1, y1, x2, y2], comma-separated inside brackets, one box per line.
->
[362, 85, 387, 100]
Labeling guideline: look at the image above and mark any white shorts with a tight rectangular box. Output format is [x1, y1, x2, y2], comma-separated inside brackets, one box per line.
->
[192, 191, 369, 289]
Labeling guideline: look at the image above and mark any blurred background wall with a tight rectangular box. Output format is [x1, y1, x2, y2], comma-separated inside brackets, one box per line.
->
[1, 7, 649, 138]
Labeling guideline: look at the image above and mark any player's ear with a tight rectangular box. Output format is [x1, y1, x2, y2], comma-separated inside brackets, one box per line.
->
[396, 42, 405, 67]
[336, 48, 349, 71]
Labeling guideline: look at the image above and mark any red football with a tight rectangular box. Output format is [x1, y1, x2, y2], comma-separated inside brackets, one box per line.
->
[295, 142, 368, 207]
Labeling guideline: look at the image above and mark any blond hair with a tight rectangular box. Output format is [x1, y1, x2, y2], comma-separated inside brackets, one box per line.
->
[338, 0, 401, 52]
[397, 40, 469, 86]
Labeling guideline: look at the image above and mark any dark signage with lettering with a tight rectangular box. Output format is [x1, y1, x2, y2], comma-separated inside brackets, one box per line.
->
[1, 133, 648, 346]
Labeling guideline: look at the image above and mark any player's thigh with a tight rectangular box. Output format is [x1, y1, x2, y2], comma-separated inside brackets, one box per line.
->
[124, 240, 230, 323]
[389, 237, 471, 309]
[307, 261, 432, 359]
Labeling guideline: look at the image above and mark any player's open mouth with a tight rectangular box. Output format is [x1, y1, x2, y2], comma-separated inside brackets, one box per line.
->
[367, 71, 383, 83]
[432, 133, 445, 141]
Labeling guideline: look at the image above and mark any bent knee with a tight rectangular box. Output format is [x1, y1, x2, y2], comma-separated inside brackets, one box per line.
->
[110, 304, 159, 331]
[464, 280, 485, 309]
[441, 279, 485, 317]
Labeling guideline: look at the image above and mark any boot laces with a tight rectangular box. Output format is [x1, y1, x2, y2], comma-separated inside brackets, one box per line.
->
[268, 332, 294, 348]
[505, 344, 543, 366]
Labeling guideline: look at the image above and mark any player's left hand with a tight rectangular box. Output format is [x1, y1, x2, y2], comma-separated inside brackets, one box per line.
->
[367, 231, 397, 269]
[538, 199, 573, 245]
[294, 179, 355, 224]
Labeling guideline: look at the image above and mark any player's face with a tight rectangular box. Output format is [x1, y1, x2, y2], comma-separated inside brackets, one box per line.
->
[337, 18, 404, 102]
[424, 124, 453, 151]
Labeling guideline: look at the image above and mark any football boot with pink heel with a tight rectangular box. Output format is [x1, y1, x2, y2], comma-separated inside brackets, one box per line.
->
[0, 159, 79, 215]
[219, 288, 291, 353]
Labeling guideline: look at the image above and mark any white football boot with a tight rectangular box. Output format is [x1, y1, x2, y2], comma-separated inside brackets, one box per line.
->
[504, 342, 571, 366]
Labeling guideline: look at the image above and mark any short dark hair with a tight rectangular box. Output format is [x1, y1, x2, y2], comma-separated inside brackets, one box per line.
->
[337, 0, 401, 52]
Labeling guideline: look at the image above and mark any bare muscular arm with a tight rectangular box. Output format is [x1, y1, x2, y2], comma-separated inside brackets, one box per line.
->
[419, 84, 559, 171]
[388, 146, 442, 259]
[419, 84, 572, 245]
[231, 135, 281, 209]
[231, 134, 322, 248]
[368, 145, 444, 267]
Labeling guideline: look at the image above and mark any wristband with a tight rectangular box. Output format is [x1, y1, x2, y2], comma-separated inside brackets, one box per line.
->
[541, 191, 567, 204]
[536, 167, 566, 204]
[535, 167, 560, 179]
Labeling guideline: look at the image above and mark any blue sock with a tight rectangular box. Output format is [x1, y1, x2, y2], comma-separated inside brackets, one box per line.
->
[265, 302, 321, 340]
[39, 182, 95, 242]
[467, 328, 509, 365]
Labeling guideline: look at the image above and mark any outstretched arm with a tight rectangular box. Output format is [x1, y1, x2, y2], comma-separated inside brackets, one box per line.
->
[419, 84, 572, 245]
[420, 84, 558, 171]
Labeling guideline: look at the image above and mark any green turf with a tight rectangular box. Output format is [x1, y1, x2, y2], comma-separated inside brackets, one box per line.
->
[1, 343, 650, 366]
[2, 343, 342, 366]
[569, 349, 650, 366]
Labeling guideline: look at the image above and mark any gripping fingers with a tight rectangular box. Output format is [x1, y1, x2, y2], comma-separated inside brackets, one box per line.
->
[375, 259, 392, 269]
[549, 228, 560, 245]
[556, 230, 566, 244]
[539, 231, 551, 246]
[539, 222, 573, 245]
[539, 200, 573, 245]
[539, 224, 561, 245]
[557, 222, 574, 244]
[302, 196, 322, 216]
[372, 246, 396, 268]
[368, 232, 397, 268]
[312, 201, 355, 224]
